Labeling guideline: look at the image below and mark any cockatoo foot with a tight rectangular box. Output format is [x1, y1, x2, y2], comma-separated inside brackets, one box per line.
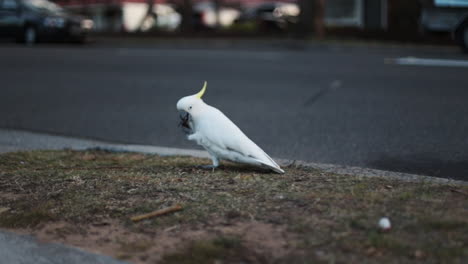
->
[198, 164, 218, 172]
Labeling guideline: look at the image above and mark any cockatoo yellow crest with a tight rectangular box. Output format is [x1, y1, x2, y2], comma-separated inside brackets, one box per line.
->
[176, 81, 284, 173]
[195, 81, 207, 99]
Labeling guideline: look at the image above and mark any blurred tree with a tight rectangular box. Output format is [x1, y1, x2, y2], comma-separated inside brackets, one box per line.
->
[179, 0, 194, 32]
[314, 0, 325, 39]
[137, 0, 157, 32]
[213, 0, 222, 29]
[296, 0, 325, 39]
[296, 0, 313, 38]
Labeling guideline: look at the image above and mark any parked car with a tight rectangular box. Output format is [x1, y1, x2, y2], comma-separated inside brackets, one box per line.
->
[234, 2, 300, 32]
[0, 0, 93, 44]
[420, 0, 468, 52]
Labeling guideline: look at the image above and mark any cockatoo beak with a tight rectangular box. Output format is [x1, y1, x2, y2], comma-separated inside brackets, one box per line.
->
[195, 81, 207, 99]
[179, 111, 190, 129]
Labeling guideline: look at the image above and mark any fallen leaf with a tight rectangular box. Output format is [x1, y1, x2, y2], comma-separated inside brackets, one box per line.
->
[81, 154, 96, 161]
[414, 250, 425, 259]
[0, 207, 10, 214]
[366, 247, 376, 256]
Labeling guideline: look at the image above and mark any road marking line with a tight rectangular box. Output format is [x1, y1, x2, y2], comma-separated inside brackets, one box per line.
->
[385, 57, 468, 68]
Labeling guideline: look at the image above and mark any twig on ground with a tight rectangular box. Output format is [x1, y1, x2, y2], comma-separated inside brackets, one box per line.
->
[450, 189, 468, 197]
[131, 204, 183, 222]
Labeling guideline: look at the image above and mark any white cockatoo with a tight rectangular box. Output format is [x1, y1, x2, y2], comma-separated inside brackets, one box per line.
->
[176, 81, 284, 173]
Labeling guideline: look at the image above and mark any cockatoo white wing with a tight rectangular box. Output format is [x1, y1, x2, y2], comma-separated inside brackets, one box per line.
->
[195, 105, 284, 173]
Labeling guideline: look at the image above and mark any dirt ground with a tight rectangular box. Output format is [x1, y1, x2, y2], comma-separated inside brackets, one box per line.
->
[0, 150, 467, 263]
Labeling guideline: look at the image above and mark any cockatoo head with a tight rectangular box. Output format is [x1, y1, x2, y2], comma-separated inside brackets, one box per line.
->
[176, 81, 207, 118]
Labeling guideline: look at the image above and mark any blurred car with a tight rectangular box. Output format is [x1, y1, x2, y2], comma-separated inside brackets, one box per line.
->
[420, 0, 468, 52]
[192, 2, 240, 30]
[153, 4, 181, 31]
[234, 2, 300, 32]
[0, 0, 93, 44]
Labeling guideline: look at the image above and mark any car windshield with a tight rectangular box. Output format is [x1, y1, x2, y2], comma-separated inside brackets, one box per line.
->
[22, 0, 64, 14]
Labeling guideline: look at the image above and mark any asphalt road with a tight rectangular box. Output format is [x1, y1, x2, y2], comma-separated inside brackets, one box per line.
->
[1, 41, 468, 180]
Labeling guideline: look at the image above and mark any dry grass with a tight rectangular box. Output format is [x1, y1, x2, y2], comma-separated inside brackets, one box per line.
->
[0, 150, 467, 263]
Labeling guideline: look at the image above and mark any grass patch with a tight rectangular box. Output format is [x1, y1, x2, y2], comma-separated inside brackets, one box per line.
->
[161, 236, 251, 264]
[367, 231, 410, 254]
[422, 219, 467, 230]
[0, 207, 54, 228]
[0, 150, 467, 263]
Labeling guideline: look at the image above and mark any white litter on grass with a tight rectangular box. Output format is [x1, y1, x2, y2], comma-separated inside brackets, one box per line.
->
[378, 217, 391, 231]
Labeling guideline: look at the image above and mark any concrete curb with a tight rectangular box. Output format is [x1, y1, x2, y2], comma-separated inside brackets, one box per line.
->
[278, 159, 467, 186]
[0, 128, 466, 186]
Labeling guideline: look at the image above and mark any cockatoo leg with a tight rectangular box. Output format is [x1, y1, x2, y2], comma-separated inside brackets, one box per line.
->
[210, 155, 220, 167]
[198, 164, 217, 171]
[198, 155, 219, 172]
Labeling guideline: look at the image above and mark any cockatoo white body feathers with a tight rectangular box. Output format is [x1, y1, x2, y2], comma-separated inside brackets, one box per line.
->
[176, 82, 284, 174]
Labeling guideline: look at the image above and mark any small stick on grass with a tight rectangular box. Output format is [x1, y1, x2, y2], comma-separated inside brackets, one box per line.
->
[131, 204, 183, 222]
[450, 189, 468, 197]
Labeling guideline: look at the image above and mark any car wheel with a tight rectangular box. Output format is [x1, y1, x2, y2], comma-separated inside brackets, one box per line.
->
[24, 26, 37, 45]
[455, 17, 468, 53]
[463, 25, 468, 52]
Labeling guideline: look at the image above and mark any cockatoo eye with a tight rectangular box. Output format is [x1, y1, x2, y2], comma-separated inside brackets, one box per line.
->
[189, 106, 192, 110]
